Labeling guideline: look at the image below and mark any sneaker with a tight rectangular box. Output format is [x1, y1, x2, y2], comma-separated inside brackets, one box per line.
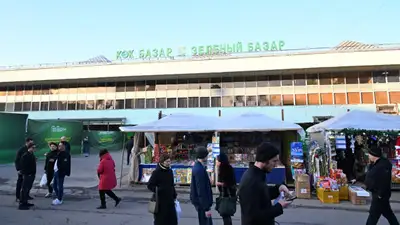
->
[52, 199, 63, 205]
[45, 193, 52, 198]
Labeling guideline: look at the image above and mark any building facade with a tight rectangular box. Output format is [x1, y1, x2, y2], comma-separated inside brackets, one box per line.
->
[1, 42, 400, 125]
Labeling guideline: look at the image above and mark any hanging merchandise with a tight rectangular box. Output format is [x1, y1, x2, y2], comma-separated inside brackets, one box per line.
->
[350, 137, 356, 154]
[309, 141, 329, 179]
[335, 135, 346, 150]
[290, 142, 306, 180]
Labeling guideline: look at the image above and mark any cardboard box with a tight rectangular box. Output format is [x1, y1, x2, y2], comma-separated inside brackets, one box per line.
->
[339, 185, 349, 200]
[317, 188, 339, 204]
[295, 174, 311, 199]
[348, 186, 370, 205]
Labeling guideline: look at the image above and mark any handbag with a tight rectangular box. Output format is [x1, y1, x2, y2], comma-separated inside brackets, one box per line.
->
[148, 186, 159, 214]
[215, 187, 237, 216]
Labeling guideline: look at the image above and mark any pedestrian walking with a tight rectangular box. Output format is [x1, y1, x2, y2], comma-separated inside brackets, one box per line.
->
[60, 136, 71, 154]
[125, 136, 134, 165]
[44, 142, 59, 198]
[14, 137, 34, 202]
[52, 142, 71, 206]
[147, 154, 178, 225]
[238, 142, 291, 225]
[190, 146, 213, 225]
[82, 136, 90, 157]
[97, 149, 121, 209]
[365, 146, 399, 225]
[18, 143, 37, 210]
[216, 153, 236, 225]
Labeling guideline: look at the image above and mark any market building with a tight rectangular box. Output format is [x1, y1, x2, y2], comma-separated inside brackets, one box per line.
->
[0, 40, 400, 127]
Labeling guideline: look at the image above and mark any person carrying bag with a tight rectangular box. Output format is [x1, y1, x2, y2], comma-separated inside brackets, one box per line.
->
[148, 186, 158, 214]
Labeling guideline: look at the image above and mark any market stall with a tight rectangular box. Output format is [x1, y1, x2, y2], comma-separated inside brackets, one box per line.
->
[213, 112, 305, 184]
[120, 113, 218, 185]
[306, 110, 400, 196]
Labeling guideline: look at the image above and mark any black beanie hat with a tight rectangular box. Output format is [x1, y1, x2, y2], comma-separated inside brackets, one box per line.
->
[368, 146, 382, 158]
[196, 146, 209, 159]
[255, 142, 280, 162]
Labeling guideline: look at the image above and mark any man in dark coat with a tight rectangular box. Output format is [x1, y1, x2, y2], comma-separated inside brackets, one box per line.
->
[365, 146, 399, 225]
[190, 146, 213, 225]
[239, 142, 291, 225]
[60, 136, 71, 154]
[125, 136, 134, 165]
[44, 142, 59, 198]
[14, 137, 34, 202]
[18, 143, 37, 210]
[52, 142, 71, 205]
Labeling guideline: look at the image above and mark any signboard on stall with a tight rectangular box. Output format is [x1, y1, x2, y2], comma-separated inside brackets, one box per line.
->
[290, 142, 306, 180]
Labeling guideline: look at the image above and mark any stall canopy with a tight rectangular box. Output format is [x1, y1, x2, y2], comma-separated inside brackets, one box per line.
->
[119, 113, 219, 132]
[212, 112, 304, 132]
[306, 110, 400, 133]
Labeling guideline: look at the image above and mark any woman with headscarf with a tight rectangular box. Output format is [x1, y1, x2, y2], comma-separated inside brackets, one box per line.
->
[147, 154, 178, 225]
[216, 152, 237, 225]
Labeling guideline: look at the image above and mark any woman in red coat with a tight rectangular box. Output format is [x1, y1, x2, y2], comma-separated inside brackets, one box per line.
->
[97, 149, 121, 209]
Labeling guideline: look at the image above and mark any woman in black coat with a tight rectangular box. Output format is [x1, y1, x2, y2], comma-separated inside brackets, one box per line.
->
[147, 154, 178, 225]
[216, 153, 237, 225]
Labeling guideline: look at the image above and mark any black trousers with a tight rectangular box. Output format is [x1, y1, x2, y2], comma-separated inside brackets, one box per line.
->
[16, 174, 23, 199]
[366, 198, 399, 225]
[222, 216, 232, 225]
[99, 190, 119, 206]
[46, 171, 54, 194]
[126, 149, 131, 165]
[20, 175, 35, 205]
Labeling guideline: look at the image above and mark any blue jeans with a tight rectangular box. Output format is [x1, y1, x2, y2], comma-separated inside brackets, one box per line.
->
[53, 171, 65, 201]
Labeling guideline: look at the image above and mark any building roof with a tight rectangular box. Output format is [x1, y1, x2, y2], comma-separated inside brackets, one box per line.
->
[332, 41, 381, 51]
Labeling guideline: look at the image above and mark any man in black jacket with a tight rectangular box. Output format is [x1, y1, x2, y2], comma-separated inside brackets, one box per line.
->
[44, 142, 59, 198]
[60, 136, 71, 154]
[14, 137, 34, 202]
[18, 143, 37, 210]
[52, 142, 71, 205]
[239, 142, 291, 225]
[365, 146, 399, 225]
[190, 146, 213, 225]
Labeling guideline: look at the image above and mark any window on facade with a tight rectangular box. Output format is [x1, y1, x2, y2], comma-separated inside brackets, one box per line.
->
[233, 77, 245, 88]
[373, 71, 386, 83]
[167, 98, 176, 108]
[257, 76, 268, 87]
[96, 100, 105, 110]
[115, 100, 125, 109]
[69, 83, 78, 94]
[307, 74, 318, 85]
[126, 82, 135, 92]
[155, 80, 167, 91]
[76, 101, 85, 110]
[258, 95, 270, 106]
[270, 95, 281, 106]
[106, 100, 115, 110]
[281, 75, 293, 86]
[389, 92, 400, 104]
[359, 71, 372, 84]
[15, 85, 24, 96]
[295, 94, 306, 105]
[146, 99, 155, 108]
[211, 97, 221, 107]
[200, 97, 210, 107]
[319, 73, 332, 85]
[135, 99, 146, 109]
[361, 92, 374, 104]
[188, 79, 199, 90]
[210, 78, 221, 89]
[387, 70, 400, 83]
[199, 78, 210, 89]
[49, 101, 57, 110]
[0, 103, 5, 111]
[334, 93, 346, 104]
[5, 103, 14, 111]
[234, 96, 245, 107]
[294, 74, 306, 86]
[374, 91, 388, 104]
[22, 102, 31, 111]
[156, 98, 167, 108]
[41, 85, 50, 95]
[178, 98, 188, 108]
[86, 100, 95, 110]
[67, 101, 76, 110]
[58, 101, 67, 110]
[59, 84, 69, 94]
[0, 87, 6, 96]
[14, 102, 23, 111]
[345, 72, 358, 84]
[116, 82, 126, 92]
[222, 96, 233, 107]
[177, 79, 188, 90]
[307, 94, 319, 105]
[269, 75, 281, 87]
[146, 80, 156, 91]
[320, 93, 333, 105]
[222, 77, 233, 88]
[7, 86, 16, 96]
[282, 94, 294, 105]
[24, 85, 33, 95]
[41, 102, 49, 111]
[125, 99, 134, 109]
[188, 97, 199, 107]
[347, 92, 360, 104]
[135, 81, 145, 91]
[245, 76, 257, 88]
[332, 73, 345, 85]
[49, 84, 59, 95]
[246, 96, 257, 106]
[167, 79, 179, 90]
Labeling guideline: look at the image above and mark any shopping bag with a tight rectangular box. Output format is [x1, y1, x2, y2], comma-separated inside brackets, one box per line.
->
[39, 174, 47, 187]
[148, 187, 158, 214]
[175, 200, 181, 221]
[215, 196, 237, 216]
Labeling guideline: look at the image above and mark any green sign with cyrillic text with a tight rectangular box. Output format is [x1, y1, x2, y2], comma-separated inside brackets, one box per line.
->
[116, 40, 285, 60]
